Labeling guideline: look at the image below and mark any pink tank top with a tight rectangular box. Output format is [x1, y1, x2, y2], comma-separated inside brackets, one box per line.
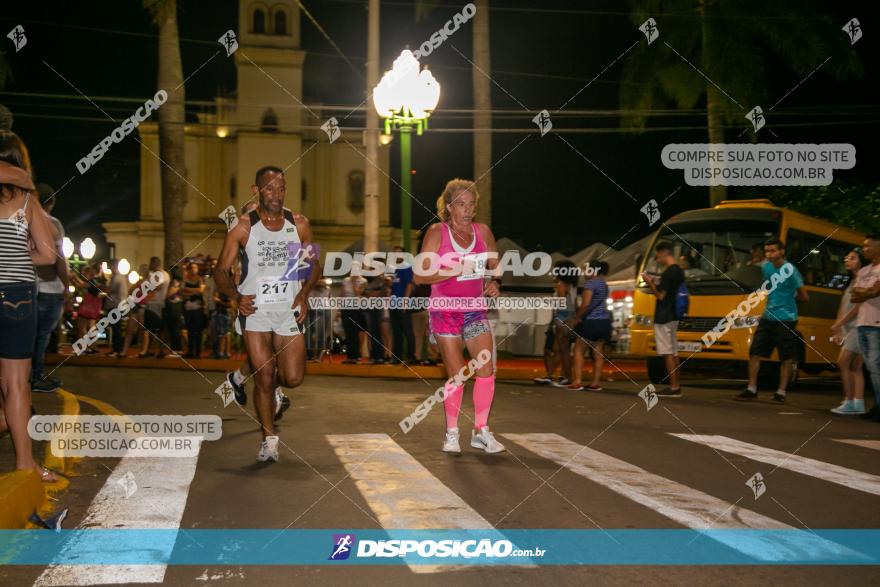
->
[431, 222, 488, 299]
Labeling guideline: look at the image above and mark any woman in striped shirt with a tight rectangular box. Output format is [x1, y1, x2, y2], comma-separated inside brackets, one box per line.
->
[0, 131, 59, 482]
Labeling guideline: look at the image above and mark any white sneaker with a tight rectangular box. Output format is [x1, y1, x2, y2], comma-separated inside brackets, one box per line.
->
[831, 400, 851, 414]
[442, 428, 461, 453]
[471, 426, 505, 454]
[551, 378, 570, 388]
[832, 399, 866, 415]
[257, 435, 279, 462]
[274, 387, 291, 421]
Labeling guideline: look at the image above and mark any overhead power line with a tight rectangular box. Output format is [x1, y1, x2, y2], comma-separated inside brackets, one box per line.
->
[10, 111, 880, 133]
[4, 91, 878, 117]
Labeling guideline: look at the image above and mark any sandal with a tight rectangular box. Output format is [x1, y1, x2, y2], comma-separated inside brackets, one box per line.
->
[40, 467, 59, 483]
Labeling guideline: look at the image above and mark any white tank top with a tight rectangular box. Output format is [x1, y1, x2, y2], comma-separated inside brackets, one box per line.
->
[238, 208, 303, 311]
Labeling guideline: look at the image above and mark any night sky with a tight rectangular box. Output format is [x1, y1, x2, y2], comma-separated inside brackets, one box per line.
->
[1, 0, 878, 260]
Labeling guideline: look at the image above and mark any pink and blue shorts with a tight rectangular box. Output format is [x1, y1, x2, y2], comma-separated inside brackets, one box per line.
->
[429, 310, 491, 341]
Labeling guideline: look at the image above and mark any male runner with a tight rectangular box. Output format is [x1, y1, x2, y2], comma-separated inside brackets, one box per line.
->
[214, 166, 320, 461]
[224, 200, 289, 420]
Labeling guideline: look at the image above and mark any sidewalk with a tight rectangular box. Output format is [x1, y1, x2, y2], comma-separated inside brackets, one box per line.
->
[45, 351, 647, 381]
[0, 390, 74, 529]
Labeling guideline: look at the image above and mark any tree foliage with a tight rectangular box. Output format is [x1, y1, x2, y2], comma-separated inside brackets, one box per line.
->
[743, 183, 880, 235]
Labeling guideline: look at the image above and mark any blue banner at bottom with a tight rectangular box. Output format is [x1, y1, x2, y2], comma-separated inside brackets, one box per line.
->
[1, 529, 878, 565]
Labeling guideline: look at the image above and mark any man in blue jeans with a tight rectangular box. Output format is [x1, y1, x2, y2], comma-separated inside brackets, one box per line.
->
[32, 184, 70, 393]
[851, 236, 880, 422]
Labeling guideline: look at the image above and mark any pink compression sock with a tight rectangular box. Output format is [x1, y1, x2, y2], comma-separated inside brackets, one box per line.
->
[473, 375, 495, 430]
[443, 383, 464, 430]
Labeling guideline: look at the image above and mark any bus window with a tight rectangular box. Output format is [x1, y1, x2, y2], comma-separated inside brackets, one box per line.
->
[787, 229, 853, 290]
[643, 220, 777, 293]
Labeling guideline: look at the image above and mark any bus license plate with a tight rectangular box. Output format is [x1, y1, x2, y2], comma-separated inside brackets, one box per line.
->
[678, 342, 702, 353]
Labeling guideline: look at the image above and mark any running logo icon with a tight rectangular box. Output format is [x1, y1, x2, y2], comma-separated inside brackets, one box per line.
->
[842, 18, 862, 45]
[322, 117, 341, 143]
[10, 208, 27, 236]
[7, 25, 26, 52]
[638, 384, 659, 411]
[746, 472, 766, 500]
[532, 110, 552, 136]
[639, 18, 659, 45]
[215, 380, 236, 408]
[219, 30, 238, 56]
[116, 472, 138, 499]
[219, 205, 239, 231]
[640, 199, 660, 227]
[746, 106, 765, 133]
[329, 533, 356, 560]
[284, 243, 320, 281]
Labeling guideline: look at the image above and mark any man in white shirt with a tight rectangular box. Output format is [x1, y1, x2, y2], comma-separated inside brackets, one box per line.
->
[139, 256, 170, 358]
[851, 236, 880, 421]
[32, 185, 70, 393]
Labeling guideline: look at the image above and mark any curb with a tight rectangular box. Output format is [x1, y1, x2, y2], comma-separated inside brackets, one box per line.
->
[45, 353, 646, 381]
[0, 470, 45, 529]
[43, 389, 81, 476]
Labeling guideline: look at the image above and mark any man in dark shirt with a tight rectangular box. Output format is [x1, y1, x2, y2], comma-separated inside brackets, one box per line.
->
[389, 246, 415, 364]
[364, 274, 388, 364]
[642, 240, 685, 397]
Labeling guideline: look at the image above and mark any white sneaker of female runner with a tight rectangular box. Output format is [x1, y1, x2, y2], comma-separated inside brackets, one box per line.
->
[471, 426, 505, 453]
[442, 428, 461, 453]
[257, 435, 279, 462]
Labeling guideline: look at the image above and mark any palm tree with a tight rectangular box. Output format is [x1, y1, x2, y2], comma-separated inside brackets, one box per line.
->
[620, 0, 862, 206]
[0, 51, 10, 88]
[414, 1, 492, 223]
[472, 0, 492, 223]
[144, 0, 187, 266]
[0, 52, 13, 131]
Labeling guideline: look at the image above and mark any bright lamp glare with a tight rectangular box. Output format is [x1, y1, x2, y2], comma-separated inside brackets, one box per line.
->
[117, 258, 131, 275]
[373, 50, 441, 120]
[128, 271, 140, 285]
[80, 237, 96, 260]
[62, 237, 74, 259]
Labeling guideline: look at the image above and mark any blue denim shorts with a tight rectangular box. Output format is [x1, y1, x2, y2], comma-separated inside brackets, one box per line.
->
[0, 281, 37, 359]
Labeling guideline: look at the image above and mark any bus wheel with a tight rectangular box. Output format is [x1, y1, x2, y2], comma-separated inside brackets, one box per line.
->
[647, 356, 666, 385]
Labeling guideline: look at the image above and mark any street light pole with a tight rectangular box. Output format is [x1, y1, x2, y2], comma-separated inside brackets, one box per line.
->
[399, 124, 412, 252]
[372, 50, 440, 254]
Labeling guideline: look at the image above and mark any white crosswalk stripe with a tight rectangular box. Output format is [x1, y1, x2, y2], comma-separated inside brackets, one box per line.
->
[672, 434, 880, 497]
[35, 445, 202, 586]
[833, 438, 880, 452]
[503, 432, 863, 562]
[326, 433, 532, 573]
[32, 431, 880, 580]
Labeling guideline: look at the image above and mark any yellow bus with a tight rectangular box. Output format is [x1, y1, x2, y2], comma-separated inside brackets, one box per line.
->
[630, 199, 865, 385]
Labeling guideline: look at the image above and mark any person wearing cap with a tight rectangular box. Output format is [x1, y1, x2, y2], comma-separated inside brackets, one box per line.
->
[0, 131, 60, 482]
[31, 183, 70, 392]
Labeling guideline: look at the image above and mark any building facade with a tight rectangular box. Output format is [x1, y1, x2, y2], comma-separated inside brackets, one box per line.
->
[103, 0, 398, 268]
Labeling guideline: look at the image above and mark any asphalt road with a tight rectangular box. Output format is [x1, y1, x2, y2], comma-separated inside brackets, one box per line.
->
[3, 365, 880, 586]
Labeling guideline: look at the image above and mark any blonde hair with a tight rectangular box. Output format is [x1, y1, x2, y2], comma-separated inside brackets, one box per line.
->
[435, 178, 479, 222]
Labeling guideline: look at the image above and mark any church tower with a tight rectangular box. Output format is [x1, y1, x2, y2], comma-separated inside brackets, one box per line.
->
[234, 0, 305, 211]
[108, 0, 396, 268]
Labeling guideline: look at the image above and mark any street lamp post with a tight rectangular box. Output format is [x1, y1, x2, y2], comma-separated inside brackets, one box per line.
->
[373, 50, 440, 252]
[63, 236, 96, 272]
